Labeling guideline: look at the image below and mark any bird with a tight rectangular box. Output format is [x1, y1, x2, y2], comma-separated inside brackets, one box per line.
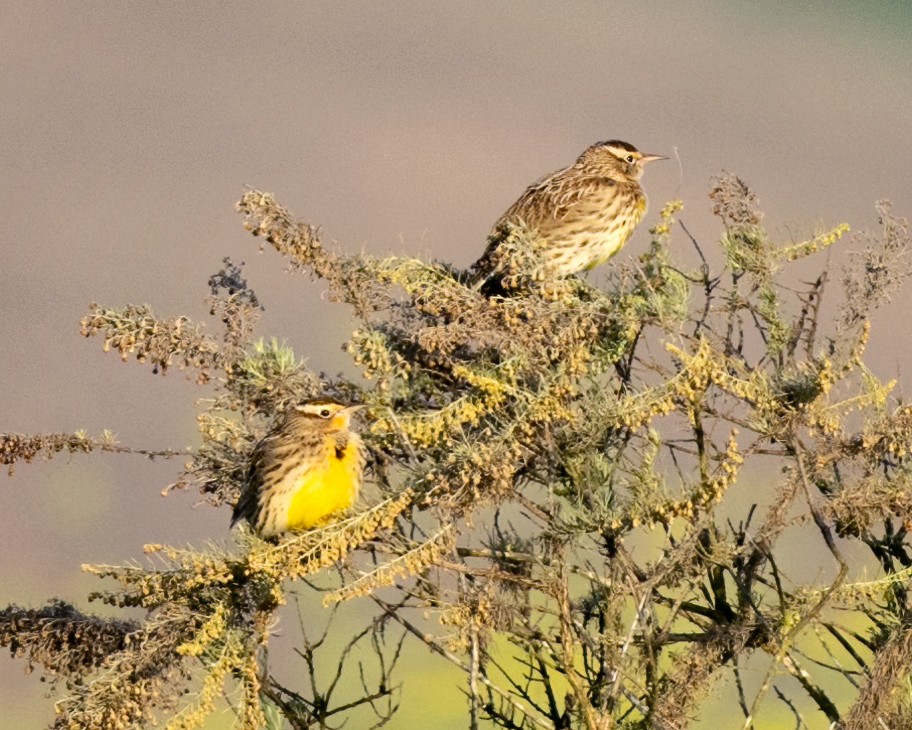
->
[469, 140, 665, 292]
[231, 398, 367, 539]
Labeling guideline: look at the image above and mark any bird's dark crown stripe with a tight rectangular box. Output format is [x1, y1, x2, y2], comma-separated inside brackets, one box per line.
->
[294, 397, 350, 416]
[598, 140, 638, 152]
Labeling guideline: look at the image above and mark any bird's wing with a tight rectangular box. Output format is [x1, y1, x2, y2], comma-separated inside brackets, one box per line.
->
[501, 170, 616, 228]
[230, 430, 281, 527]
[544, 173, 617, 221]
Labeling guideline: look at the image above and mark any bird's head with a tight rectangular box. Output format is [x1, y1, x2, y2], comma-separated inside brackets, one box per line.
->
[581, 140, 666, 181]
[290, 398, 365, 431]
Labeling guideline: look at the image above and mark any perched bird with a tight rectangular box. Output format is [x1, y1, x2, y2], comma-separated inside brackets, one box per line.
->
[231, 398, 366, 539]
[470, 140, 665, 291]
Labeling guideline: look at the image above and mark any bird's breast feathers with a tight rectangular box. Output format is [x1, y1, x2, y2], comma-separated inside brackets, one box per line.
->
[284, 434, 363, 531]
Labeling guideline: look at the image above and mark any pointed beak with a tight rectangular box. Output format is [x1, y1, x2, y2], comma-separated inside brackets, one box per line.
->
[640, 153, 667, 164]
[334, 403, 366, 429]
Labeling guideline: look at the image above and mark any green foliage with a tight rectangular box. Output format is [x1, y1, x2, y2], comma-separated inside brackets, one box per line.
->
[3, 177, 912, 730]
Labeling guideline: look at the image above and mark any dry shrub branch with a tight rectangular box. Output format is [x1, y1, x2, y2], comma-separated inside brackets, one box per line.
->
[2, 179, 912, 729]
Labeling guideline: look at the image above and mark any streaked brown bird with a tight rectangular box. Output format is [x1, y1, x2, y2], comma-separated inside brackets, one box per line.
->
[231, 398, 366, 539]
[470, 140, 665, 291]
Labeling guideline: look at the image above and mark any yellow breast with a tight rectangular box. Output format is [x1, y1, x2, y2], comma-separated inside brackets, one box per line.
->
[285, 435, 362, 531]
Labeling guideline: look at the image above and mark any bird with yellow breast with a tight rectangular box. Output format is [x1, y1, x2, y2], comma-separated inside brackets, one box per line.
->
[231, 399, 366, 539]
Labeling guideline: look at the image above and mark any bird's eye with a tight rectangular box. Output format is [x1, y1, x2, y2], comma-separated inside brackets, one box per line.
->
[319, 408, 332, 418]
[625, 155, 636, 163]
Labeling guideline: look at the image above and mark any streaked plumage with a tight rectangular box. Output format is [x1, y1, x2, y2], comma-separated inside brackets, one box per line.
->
[470, 140, 664, 290]
[231, 399, 366, 539]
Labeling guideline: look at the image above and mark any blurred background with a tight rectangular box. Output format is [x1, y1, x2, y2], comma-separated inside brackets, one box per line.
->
[2, 1, 910, 727]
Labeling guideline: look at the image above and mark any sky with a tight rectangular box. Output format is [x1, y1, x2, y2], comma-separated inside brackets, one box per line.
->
[1, 2, 911, 727]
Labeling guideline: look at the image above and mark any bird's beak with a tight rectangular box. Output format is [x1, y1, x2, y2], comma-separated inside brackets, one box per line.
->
[640, 153, 667, 164]
[334, 403, 366, 429]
